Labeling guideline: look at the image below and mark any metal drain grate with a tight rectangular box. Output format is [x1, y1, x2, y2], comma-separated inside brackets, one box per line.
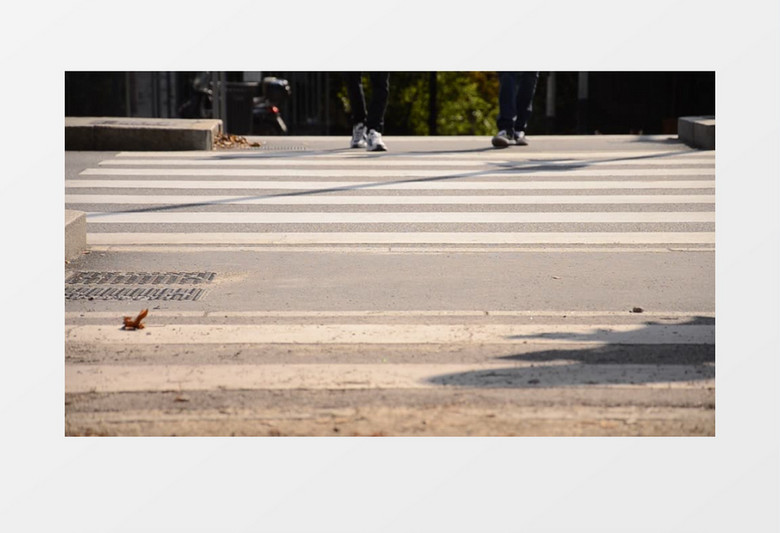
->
[65, 287, 205, 301]
[259, 144, 310, 152]
[65, 271, 215, 301]
[66, 271, 216, 285]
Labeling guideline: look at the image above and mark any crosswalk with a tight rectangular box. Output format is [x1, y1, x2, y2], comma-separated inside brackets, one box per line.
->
[65, 146, 715, 250]
[64, 141, 716, 436]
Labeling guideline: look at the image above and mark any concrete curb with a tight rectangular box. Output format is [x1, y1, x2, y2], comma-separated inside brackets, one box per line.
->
[65, 209, 86, 261]
[65, 117, 222, 151]
[678, 116, 715, 150]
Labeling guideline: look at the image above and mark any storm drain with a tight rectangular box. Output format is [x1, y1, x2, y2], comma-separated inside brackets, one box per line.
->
[66, 271, 215, 285]
[259, 144, 310, 152]
[65, 271, 215, 301]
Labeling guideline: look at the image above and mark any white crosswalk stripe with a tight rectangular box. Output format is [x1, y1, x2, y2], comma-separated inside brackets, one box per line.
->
[83, 167, 712, 177]
[113, 149, 714, 160]
[81, 167, 712, 178]
[65, 194, 716, 205]
[101, 157, 715, 168]
[86, 232, 716, 245]
[66, 147, 715, 248]
[65, 179, 715, 190]
[85, 212, 715, 224]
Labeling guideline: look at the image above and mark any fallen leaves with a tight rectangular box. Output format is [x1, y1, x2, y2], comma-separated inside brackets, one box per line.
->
[213, 133, 261, 149]
[123, 309, 148, 330]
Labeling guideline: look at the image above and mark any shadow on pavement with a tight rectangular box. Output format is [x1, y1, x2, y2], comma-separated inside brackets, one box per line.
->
[428, 317, 715, 389]
[629, 137, 688, 146]
[210, 148, 350, 160]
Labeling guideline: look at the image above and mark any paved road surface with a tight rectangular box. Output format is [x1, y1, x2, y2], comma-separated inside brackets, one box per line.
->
[64, 135, 715, 436]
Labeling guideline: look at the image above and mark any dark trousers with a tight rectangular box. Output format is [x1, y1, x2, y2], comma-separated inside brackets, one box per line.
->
[345, 72, 389, 133]
[497, 72, 539, 134]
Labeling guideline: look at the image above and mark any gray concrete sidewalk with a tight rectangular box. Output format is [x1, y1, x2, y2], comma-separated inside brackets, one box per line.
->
[64, 116, 715, 152]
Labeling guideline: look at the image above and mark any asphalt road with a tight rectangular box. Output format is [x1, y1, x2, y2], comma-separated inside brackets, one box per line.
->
[64, 134, 715, 436]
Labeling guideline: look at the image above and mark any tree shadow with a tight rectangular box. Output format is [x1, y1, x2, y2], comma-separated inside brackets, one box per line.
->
[428, 317, 715, 389]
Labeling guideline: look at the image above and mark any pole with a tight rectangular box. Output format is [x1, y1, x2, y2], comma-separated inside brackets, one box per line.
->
[125, 72, 132, 117]
[151, 72, 159, 118]
[429, 72, 438, 135]
[545, 72, 556, 134]
[577, 71, 589, 134]
[325, 73, 330, 135]
[211, 72, 227, 131]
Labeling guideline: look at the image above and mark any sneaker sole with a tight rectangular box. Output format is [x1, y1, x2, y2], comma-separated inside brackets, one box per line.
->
[491, 137, 510, 148]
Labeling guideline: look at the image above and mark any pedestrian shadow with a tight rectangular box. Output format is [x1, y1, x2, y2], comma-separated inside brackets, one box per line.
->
[427, 317, 715, 389]
[209, 147, 349, 160]
[489, 149, 713, 172]
[207, 143, 710, 178]
[366, 147, 498, 157]
[209, 146, 498, 160]
[629, 136, 689, 146]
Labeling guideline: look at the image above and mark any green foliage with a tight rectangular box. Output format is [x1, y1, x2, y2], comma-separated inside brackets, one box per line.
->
[436, 71, 499, 135]
[384, 72, 429, 135]
[335, 72, 501, 136]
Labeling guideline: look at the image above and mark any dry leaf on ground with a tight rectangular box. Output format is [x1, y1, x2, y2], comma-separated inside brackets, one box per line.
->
[123, 309, 149, 330]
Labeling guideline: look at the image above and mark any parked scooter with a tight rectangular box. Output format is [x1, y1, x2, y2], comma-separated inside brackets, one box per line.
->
[178, 73, 291, 135]
[252, 77, 291, 135]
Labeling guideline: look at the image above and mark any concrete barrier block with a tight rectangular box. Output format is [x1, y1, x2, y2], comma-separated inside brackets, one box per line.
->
[65, 209, 86, 261]
[64, 125, 95, 150]
[65, 117, 222, 151]
[693, 118, 716, 150]
[678, 116, 715, 150]
[677, 117, 694, 144]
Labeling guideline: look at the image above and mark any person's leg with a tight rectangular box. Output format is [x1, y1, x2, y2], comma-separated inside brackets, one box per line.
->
[496, 71, 519, 134]
[514, 71, 539, 133]
[366, 72, 389, 133]
[492, 72, 519, 147]
[364, 72, 389, 151]
[344, 72, 367, 125]
[344, 72, 368, 147]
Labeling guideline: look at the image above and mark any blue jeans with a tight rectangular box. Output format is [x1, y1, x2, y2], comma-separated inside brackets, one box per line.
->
[345, 72, 390, 133]
[497, 72, 539, 134]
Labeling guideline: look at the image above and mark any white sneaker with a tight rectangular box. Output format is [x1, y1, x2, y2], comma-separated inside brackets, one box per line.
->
[491, 130, 512, 148]
[366, 129, 387, 151]
[514, 131, 528, 146]
[350, 122, 367, 148]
